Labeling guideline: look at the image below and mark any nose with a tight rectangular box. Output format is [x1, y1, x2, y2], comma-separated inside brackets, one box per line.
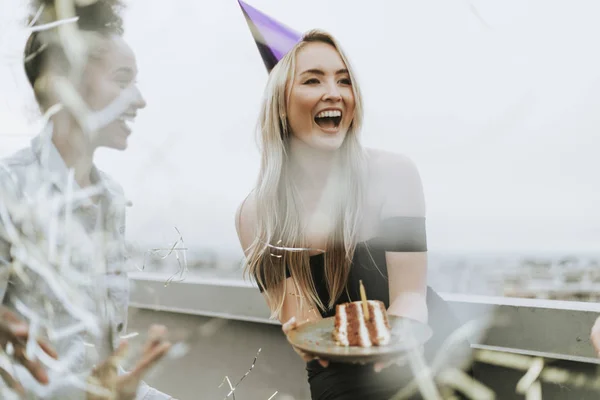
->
[322, 81, 342, 102]
[132, 85, 147, 109]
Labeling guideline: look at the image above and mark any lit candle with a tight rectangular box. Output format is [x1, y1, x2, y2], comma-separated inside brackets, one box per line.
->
[359, 280, 370, 320]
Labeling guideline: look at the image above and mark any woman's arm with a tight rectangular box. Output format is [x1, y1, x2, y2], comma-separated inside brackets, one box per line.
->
[236, 192, 322, 325]
[386, 252, 428, 323]
[379, 152, 428, 323]
[235, 194, 326, 366]
[277, 277, 322, 326]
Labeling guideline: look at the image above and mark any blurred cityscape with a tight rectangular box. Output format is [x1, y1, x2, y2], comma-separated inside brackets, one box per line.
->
[426, 252, 600, 302]
[136, 246, 600, 302]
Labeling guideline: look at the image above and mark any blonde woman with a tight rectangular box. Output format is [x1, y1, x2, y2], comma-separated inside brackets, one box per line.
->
[235, 15, 468, 397]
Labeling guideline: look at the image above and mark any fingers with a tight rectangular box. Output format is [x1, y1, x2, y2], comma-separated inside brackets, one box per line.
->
[283, 318, 328, 367]
[14, 352, 49, 385]
[0, 308, 24, 324]
[293, 347, 312, 362]
[0, 321, 57, 360]
[141, 325, 168, 353]
[0, 320, 52, 385]
[0, 365, 25, 396]
[37, 338, 58, 360]
[92, 341, 128, 377]
[128, 325, 171, 381]
[118, 340, 170, 397]
[113, 341, 129, 361]
[282, 317, 297, 335]
[0, 310, 58, 383]
[0, 320, 26, 346]
[147, 325, 168, 342]
[591, 316, 600, 355]
[291, 346, 328, 368]
[129, 341, 171, 379]
[374, 360, 390, 373]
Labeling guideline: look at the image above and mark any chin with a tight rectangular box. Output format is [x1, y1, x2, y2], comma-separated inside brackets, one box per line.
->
[314, 142, 343, 152]
[97, 125, 130, 151]
[114, 141, 128, 151]
[313, 133, 346, 152]
[102, 140, 128, 151]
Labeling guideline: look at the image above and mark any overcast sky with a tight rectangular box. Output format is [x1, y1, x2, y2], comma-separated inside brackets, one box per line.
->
[1, 0, 599, 258]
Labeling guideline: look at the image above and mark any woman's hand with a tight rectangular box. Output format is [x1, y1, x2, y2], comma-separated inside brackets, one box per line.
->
[0, 307, 58, 394]
[88, 324, 171, 400]
[591, 316, 600, 356]
[282, 317, 329, 368]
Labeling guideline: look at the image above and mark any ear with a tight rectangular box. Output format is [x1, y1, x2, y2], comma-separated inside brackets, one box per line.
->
[33, 72, 58, 110]
[44, 75, 95, 132]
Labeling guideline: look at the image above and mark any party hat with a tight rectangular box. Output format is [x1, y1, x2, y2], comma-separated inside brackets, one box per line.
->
[238, 0, 302, 72]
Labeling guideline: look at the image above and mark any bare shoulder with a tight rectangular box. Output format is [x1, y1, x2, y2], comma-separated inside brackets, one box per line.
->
[365, 148, 420, 184]
[235, 191, 258, 254]
[366, 148, 425, 217]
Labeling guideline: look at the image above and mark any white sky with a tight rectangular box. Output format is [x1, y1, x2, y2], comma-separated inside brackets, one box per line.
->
[1, 0, 600, 257]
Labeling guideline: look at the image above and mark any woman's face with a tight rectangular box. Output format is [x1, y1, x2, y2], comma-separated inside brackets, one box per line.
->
[81, 35, 146, 151]
[285, 42, 355, 152]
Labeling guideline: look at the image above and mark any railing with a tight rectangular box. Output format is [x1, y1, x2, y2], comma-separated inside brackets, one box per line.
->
[129, 272, 600, 364]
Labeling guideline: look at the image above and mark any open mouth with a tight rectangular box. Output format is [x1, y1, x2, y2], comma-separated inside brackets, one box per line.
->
[314, 109, 342, 130]
[118, 114, 135, 132]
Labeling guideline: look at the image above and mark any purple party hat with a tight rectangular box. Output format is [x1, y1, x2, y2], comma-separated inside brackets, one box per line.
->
[238, 0, 302, 72]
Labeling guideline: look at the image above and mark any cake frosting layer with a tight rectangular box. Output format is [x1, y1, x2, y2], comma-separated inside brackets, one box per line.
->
[333, 300, 391, 347]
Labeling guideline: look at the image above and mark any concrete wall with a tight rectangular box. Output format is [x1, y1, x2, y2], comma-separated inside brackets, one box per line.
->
[127, 278, 600, 399]
[128, 307, 600, 400]
[127, 308, 311, 400]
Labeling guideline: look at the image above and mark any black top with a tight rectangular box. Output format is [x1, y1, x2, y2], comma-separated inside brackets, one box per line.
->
[257, 217, 465, 400]
[303, 216, 427, 318]
[257, 216, 427, 309]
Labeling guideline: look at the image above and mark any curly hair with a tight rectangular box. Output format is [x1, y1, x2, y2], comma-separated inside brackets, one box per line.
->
[23, 0, 126, 89]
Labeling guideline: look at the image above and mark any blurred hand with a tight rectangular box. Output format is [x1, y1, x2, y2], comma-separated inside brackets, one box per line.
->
[282, 317, 328, 368]
[88, 324, 171, 400]
[591, 316, 600, 356]
[0, 307, 57, 394]
[373, 354, 408, 373]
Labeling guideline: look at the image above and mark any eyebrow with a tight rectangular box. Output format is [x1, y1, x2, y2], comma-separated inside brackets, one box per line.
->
[300, 68, 349, 76]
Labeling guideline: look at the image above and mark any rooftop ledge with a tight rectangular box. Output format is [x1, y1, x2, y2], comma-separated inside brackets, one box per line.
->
[129, 272, 600, 364]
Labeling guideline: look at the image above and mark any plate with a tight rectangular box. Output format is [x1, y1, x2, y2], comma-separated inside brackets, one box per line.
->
[287, 315, 433, 364]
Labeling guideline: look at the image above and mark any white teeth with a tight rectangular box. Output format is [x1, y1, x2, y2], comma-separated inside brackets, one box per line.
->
[118, 115, 135, 131]
[316, 110, 342, 118]
[118, 116, 134, 130]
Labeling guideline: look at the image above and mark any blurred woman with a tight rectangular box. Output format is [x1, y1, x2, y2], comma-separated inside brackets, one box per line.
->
[0, 1, 173, 398]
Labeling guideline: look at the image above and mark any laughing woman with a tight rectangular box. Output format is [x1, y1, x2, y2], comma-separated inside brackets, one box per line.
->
[235, 23, 468, 399]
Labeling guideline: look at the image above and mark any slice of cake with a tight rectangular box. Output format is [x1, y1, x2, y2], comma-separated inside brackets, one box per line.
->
[332, 300, 391, 347]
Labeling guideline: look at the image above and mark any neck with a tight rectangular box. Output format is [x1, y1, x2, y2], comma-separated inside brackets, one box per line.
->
[50, 113, 96, 188]
[289, 137, 340, 191]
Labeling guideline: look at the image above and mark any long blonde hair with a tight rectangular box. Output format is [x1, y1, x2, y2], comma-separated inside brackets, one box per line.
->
[244, 30, 366, 319]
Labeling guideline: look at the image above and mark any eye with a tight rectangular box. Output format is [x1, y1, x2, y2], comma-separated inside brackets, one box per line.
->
[116, 80, 130, 88]
[303, 78, 320, 85]
[339, 78, 352, 85]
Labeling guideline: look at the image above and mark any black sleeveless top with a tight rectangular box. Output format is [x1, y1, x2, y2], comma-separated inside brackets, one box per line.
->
[257, 217, 466, 400]
[291, 216, 427, 317]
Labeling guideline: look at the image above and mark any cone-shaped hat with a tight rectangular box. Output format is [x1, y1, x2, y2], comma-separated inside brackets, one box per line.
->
[238, 0, 302, 72]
